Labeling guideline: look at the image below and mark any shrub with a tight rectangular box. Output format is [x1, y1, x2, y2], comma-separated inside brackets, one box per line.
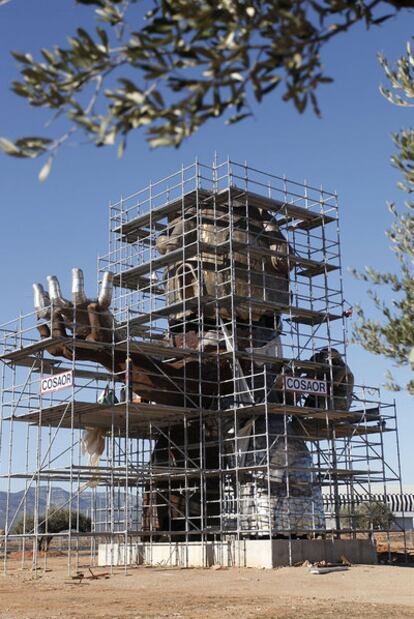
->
[12, 507, 91, 551]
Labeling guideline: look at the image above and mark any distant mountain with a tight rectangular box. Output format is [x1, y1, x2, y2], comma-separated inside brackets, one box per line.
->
[0, 486, 141, 531]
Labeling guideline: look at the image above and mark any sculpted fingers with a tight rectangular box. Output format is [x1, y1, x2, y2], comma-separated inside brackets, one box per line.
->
[33, 281, 68, 345]
[98, 271, 113, 309]
[33, 283, 50, 319]
[33, 269, 116, 347]
[87, 272, 114, 343]
[72, 268, 87, 305]
[47, 275, 71, 309]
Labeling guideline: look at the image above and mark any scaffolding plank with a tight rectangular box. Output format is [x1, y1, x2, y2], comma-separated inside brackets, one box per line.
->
[113, 242, 200, 289]
[213, 242, 339, 278]
[285, 404, 381, 423]
[114, 239, 339, 291]
[12, 399, 383, 442]
[7, 356, 115, 382]
[225, 351, 333, 371]
[0, 336, 173, 363]
[293, 216, 335, 232]
[295, 423, 391, 441]
[296, 418, 389, 440]
[1, 464, 381, 484]
[114, 186, 337, 245]
[126, 297, 211, 326]
[0, 333, 213, 366]
[233, 296, 342, 326]
[5, 335, 355, 374]
[128, 274, 165, 295]
[228, 187, 337, 228]
[0, 334, 351, 373]
[0, 338, 61, 362]
[296, 261, 338, 278]
[276, 210, 337, 231]
[113, 188, 212, 240]
[12, 400, 207, 438]
[126, 295, 341, 327]
[6, 356, 59, 372]
[287, 312, 340, 326]
[234, 403, 381, 423]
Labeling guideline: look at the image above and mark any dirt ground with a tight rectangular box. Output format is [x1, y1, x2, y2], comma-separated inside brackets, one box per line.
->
[0, 555, 413, 619]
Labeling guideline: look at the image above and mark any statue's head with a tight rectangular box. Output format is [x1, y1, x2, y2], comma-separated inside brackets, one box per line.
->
[156, 198, 292, 325]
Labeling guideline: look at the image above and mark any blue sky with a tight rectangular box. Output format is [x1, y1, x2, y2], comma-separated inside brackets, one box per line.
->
[0, 2, 413, 482]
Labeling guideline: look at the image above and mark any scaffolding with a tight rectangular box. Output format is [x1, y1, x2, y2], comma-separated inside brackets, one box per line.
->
[0, 158, 405, 572]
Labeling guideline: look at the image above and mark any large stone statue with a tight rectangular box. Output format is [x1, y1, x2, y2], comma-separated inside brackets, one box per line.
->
[32, 196, 354, 538]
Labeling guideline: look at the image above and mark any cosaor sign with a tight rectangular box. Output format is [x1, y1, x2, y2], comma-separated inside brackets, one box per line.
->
[40, 370, 73, 395]
[282, 375, 327, 395]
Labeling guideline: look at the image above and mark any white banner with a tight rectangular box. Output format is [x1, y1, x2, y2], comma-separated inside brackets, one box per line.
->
[40, 370, 73, 395]
[282, 375, 327, 395]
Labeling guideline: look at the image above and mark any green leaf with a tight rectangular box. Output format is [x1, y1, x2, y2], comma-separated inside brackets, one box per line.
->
[15, 136, 53, 149]
[225, 112, 252, 125]
[11, 51, 34, 64]
[149, 136, 176, 148]
[38, 156, 53, 182]
[97, 27, 109, 49]
[117, 138, 126, 158]
[126, 91, 146, 104]
[0, 137, 24, 157]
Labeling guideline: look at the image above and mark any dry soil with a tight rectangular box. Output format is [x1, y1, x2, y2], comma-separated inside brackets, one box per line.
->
[0, 555, 414, 619]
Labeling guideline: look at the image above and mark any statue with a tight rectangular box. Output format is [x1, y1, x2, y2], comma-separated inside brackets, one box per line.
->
[32, 195, 354, 538]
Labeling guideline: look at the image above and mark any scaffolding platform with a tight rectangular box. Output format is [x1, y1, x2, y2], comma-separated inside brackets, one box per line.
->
[113, 187, 337, 242]
[11, 401, 206, 437]
[122, 296, 342, 327]
[11, 399, 386, 443]
[113, 241, 339, 289]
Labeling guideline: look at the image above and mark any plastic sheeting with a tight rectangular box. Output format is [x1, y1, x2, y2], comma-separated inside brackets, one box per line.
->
[224, 416, 326, 534]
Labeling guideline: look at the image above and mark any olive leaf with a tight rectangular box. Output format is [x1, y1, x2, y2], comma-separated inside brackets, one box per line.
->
[38, 156, 53, 182]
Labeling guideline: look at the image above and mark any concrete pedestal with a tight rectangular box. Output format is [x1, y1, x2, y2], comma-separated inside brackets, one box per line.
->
[98, 538, 377, 568]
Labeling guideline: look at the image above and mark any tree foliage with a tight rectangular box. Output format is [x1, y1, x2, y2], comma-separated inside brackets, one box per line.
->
[341, 501, 394, 531]
[12, 507, 91, 551]
[0, 0, 413, 178]
[353, 42, 414, 392]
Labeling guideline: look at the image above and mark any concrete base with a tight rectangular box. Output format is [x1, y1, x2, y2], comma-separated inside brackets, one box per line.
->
[98, 539, 377, 569]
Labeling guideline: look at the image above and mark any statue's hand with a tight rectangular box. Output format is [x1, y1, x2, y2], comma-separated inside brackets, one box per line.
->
[33, 269, 115, 348]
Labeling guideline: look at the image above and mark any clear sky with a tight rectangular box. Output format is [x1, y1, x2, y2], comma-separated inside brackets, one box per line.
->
[0, 2, 413, 482]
